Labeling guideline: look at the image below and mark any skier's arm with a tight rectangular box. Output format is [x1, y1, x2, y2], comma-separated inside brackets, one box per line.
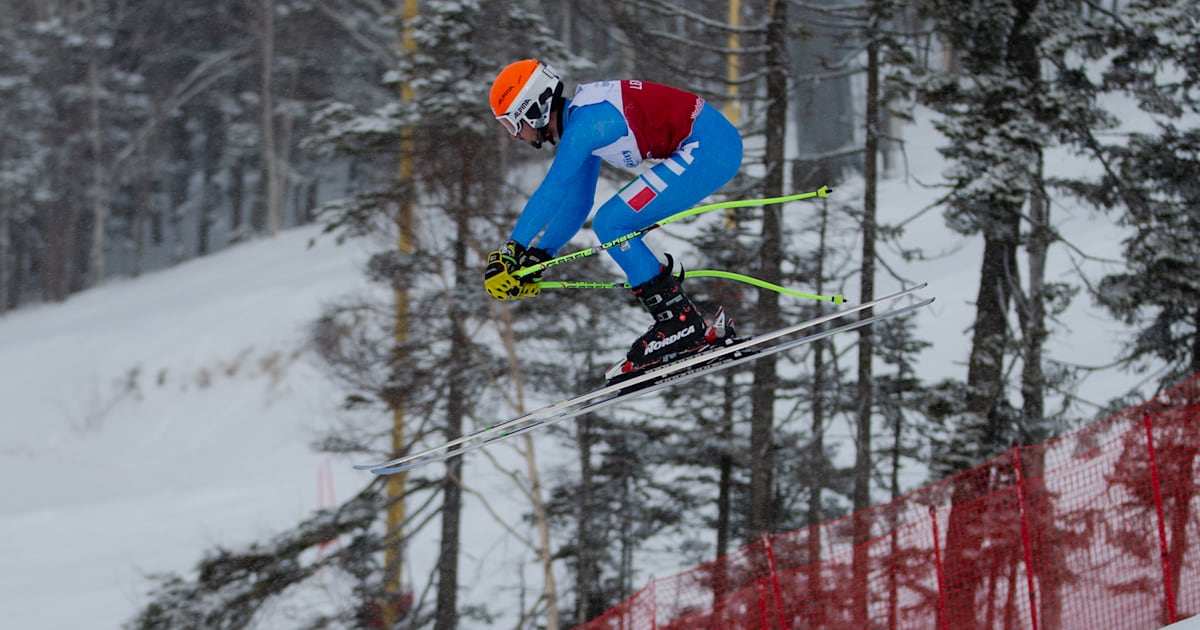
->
[509, 102, 625, 254]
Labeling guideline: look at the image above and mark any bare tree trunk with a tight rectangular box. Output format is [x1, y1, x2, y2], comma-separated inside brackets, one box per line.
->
[494, 304, 560, 630]
[805, 200, 832, 628]
[575, 411, 601, 623]
[1194, 307, 1200, 375]
[132, 137, 149, 277]
[748, 0, 787, 539]
[259, 0, 283, 235]
[381, 4, 418, 626]
[168, 115, 189, 265]
[0, 202, 9, 315]
[714, 371, 735, 625]
[198, 106, 220, 257]
[574, 315, 605, 624]
[716, 373, 735, 558]
[85, 0, 107, 287]
[230, 156, 245, 239]
[9, 223, 26, 310]
[524, 436, 560, 630]
[943, 0, 1042, 613]
[434, 170, 473, 630]
[278, 109, 295, 227]
[38, 134, 84, 303]
[558, 0, 573, 51]
[1166, 454, 1196, 624]
[943, 211, 1019, 627]
[1019, 163, 1048, 452]
[852, 8, 881, 624]
[1019, 152, 1067, 630]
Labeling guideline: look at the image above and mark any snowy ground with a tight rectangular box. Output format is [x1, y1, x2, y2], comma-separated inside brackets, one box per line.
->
[0, 226, 372, 628]
[0, 109, 1170, 628]
[0, 225, 583, 629]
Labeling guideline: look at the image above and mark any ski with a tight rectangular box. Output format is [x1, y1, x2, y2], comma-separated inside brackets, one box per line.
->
[355, 283, 931, 475]
[367, 295, 933, 474]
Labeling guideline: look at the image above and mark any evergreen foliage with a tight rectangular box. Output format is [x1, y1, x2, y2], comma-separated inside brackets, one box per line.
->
[109, 1, 1200, 628]
[130, 483, 391, 629]
[0, 0, 395, 309]
[1079, 0, 1200, 389]
[913, 0, 1116, 477]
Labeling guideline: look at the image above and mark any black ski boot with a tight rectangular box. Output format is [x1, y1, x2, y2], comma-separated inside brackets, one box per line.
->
[605, 263, 712, 383]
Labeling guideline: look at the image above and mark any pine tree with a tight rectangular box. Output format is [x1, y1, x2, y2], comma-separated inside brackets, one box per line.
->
[1077, 0, 1200, 389]
[0, 0, 392, 307]
[0, 3, 46, 312]
[746, 0, 789, 541]
[130, 1, 577, 626]
[130, 485, 390, 630]
[910, 1, 1168, 625]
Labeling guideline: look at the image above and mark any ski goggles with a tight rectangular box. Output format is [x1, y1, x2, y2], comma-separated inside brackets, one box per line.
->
[496, 111, 524, 137]
[495, 101, 543, 138]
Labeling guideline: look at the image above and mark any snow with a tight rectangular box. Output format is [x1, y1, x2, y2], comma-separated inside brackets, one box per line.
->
[0, 108, 1177, 628]
[0, 226, 372, 629]
[0, 225, 578, 629]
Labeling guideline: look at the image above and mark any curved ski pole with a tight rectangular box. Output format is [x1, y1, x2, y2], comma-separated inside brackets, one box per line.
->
[537, 269, 845, 304]
[511, 186, 832, 279]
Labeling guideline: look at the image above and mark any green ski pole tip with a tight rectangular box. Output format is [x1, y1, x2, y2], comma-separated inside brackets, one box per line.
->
[833, 294, 845, 305]
[818, 186, 833, 197]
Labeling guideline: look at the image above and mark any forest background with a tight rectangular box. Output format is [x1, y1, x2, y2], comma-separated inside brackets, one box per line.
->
[1, 0, 1197, 628]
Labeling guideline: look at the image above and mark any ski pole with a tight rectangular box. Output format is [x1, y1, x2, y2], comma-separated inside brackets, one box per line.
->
[537, 269, 845, 305]
[512, 186, 832, 279]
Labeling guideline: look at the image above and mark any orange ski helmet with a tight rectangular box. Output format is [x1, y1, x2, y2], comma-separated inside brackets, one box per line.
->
[490, 59, 562, 137]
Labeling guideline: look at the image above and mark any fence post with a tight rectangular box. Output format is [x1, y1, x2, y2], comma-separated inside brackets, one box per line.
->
[713, 553, 728, 630]
[650, 577, 657, 630]
[757, 579, 768, 629]
[1011, 448, 1040, 630]
[930, 506, 948, 630]
[761, 533, 786, 628]
[1142, 413, 1178, 624]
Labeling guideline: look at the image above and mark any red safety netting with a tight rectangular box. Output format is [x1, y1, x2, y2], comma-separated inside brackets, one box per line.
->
[580, 372, 1200, 630]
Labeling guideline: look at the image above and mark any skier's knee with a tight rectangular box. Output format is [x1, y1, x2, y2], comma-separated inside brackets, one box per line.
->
[591, 202, 628, 242]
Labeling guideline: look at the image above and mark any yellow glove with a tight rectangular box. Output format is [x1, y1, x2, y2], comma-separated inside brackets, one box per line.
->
[484, 241, 548, 300]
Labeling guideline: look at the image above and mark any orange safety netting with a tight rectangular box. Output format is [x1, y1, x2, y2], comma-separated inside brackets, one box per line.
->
[580, 372, 1200, 629]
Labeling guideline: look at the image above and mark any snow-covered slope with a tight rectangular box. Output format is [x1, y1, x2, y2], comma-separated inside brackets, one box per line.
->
[0, 226, 373, 629]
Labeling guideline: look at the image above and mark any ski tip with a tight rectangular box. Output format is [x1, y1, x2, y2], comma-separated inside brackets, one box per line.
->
[370, 465, 410, 475]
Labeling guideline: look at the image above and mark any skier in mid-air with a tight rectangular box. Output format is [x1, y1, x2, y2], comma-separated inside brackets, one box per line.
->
[483, 59, 744, 382]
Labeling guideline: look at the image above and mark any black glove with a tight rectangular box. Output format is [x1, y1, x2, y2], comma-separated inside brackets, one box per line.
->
[517, 245, 551, 283]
